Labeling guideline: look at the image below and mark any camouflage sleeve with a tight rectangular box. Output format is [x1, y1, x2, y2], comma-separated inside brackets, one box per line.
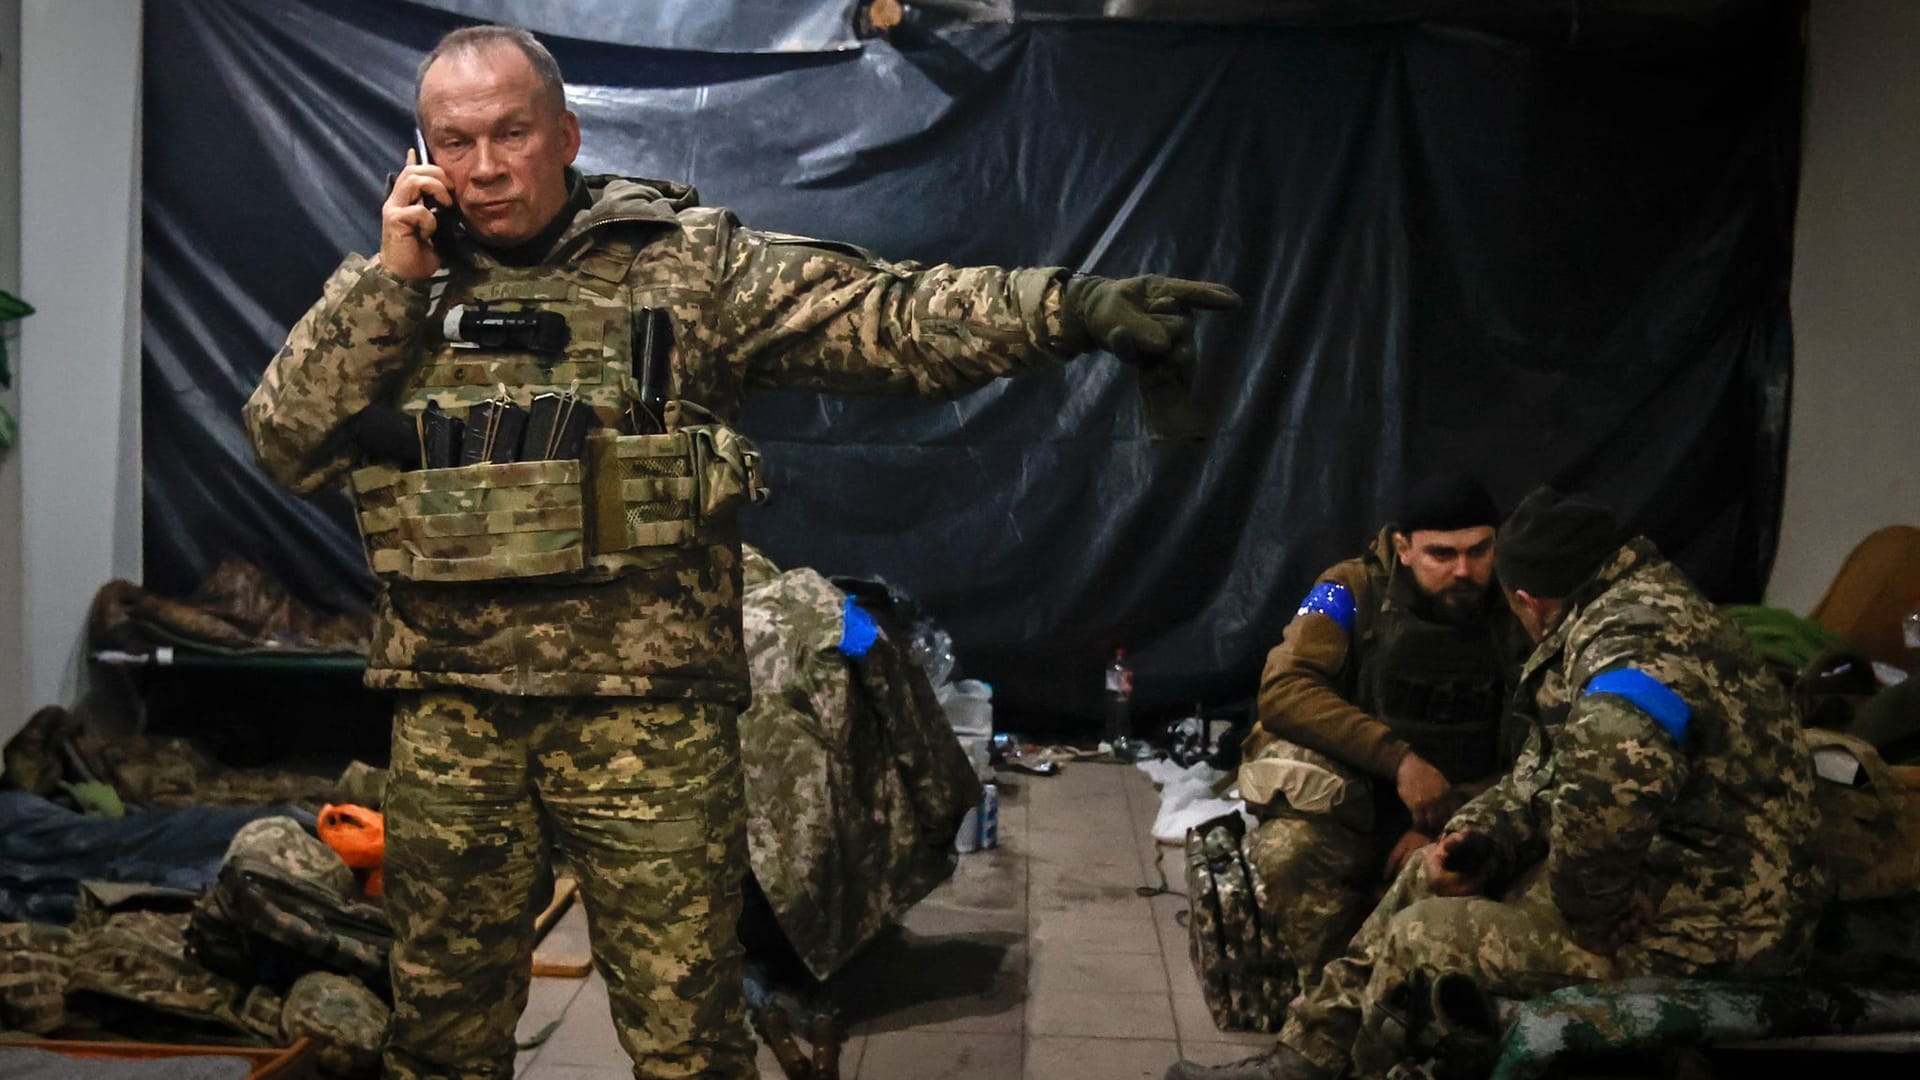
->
[243, 255, 431, 495]
[1447, 724, 1548, 882]
[1255, 561, 1410, 779]
[716, 225, 1078, 396]
[1543, 692, 1686, 933]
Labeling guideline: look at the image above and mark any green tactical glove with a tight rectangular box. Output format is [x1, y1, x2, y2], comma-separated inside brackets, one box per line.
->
[1060, 275, 1240, 441]
[1061, 274, 1240, 359]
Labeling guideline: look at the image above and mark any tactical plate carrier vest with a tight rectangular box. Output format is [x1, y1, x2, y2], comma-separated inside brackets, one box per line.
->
[347, 241, 767, 585]
[1355, 592, 1508, 789]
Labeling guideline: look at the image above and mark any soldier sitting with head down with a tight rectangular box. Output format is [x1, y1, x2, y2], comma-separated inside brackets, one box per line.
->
[1170, 486, 1825, 1080]
[1230, 472, 1529, 1012]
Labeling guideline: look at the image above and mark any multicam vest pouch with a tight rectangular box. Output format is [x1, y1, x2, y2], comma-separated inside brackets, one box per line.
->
[1184, 812, 1293, 1032]
[346, 243, 769, 584]
[584, 422, 767, 554]
[351, 421, 768, 584]
[352, 457, 587, 582]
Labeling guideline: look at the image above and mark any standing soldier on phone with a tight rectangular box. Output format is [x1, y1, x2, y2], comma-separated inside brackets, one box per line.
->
[244, 23, 1237, 1080]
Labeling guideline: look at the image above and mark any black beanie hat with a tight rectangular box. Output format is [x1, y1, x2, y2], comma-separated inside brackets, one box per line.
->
[1495, 486, 1621, 599]
[1396, 472, 1499, 534]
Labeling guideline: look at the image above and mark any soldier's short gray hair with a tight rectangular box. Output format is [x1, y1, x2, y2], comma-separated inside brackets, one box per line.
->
[415, 24, 566, 124]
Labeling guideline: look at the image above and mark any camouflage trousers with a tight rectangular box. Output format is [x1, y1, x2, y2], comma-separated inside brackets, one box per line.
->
[383, 690, 753, 1080]
[1279, 856, 1628, 1077]
[1242, 812, 1375, 1000]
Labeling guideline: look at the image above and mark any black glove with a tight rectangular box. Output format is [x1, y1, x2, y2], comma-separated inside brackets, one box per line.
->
[1060, 274, 1240, 361]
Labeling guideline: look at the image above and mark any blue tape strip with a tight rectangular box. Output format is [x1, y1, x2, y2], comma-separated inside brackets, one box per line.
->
[839, 596, 879, 659]
[1583, 668, 1691, 743]
[1296, 581, 1356, 634]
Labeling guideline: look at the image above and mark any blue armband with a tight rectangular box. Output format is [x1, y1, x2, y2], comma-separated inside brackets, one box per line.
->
[838, 596, 879, 659]
[1295, 582, 1356, 634]
[1582, 668, 1690, 743]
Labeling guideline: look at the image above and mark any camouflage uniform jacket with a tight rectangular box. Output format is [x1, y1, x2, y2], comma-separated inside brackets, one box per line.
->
[1450, 538, 1823, 974]
[245, 175, 1077, 702]
[1248, 528, 1526, 782]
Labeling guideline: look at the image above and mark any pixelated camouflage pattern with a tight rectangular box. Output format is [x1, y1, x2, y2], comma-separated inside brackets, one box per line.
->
[0, 922, 72, 1034]
[187, 817, 392, 990]
[280, 970, 390, 1078]
[1449, 538, 1822, 972]
[65, 910, 283, 1044]
[381, 689, 750, 1079]
[737, 554, 978, 979]
[246, 175, 1076, 702]
[1278, 540, 1824, 1076]
[1243, 794, 1374, 997]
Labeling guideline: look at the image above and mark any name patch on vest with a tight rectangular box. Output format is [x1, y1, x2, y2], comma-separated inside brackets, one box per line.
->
[1296, 582, 1356, 634]
[1582, 668, 1691, 743]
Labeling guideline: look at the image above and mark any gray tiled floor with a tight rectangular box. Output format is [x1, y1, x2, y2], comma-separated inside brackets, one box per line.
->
[515, 761, 1274, 1079]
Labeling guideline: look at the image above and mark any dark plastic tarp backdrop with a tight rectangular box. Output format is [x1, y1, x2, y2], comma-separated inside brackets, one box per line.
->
[143, 0, 1802, 726]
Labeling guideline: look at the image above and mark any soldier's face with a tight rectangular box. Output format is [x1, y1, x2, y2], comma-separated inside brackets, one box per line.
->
[1505, 587, 1559, 643]
[417, 43, 580, 247]
[1394, 525, 1495, 621]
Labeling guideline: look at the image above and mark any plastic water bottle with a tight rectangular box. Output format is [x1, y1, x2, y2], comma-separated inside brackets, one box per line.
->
[1105, 648, 1138, 759]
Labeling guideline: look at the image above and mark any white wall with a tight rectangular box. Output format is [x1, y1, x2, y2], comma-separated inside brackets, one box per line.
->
[1769, 0, 1920, 613]
[9, 0, 143, 739]
[0, 0, 21, 737]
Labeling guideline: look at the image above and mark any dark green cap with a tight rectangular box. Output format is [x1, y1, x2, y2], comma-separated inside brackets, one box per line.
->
[1495, 486, 1620, 598]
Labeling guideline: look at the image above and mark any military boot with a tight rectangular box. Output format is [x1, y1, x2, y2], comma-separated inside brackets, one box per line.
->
[1162, 1045, 1335, 1080]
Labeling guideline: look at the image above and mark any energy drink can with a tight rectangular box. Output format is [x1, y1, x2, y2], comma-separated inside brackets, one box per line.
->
[978, 783, 1000, 850]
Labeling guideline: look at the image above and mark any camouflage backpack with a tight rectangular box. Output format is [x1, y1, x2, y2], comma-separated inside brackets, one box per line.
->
[1184, 811, 1294, 1032]
[187, 816, 393, 990]
[281, 970, 390, 1078]
[64, 909, 283, 1044]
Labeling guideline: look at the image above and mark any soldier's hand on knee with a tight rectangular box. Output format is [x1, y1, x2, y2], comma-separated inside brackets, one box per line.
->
[1383, 829, 1433, 879]
[1395, 752, 1452, 832]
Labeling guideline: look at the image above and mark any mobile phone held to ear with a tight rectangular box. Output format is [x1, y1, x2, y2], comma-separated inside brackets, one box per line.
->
[411, 128, 466, 251]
